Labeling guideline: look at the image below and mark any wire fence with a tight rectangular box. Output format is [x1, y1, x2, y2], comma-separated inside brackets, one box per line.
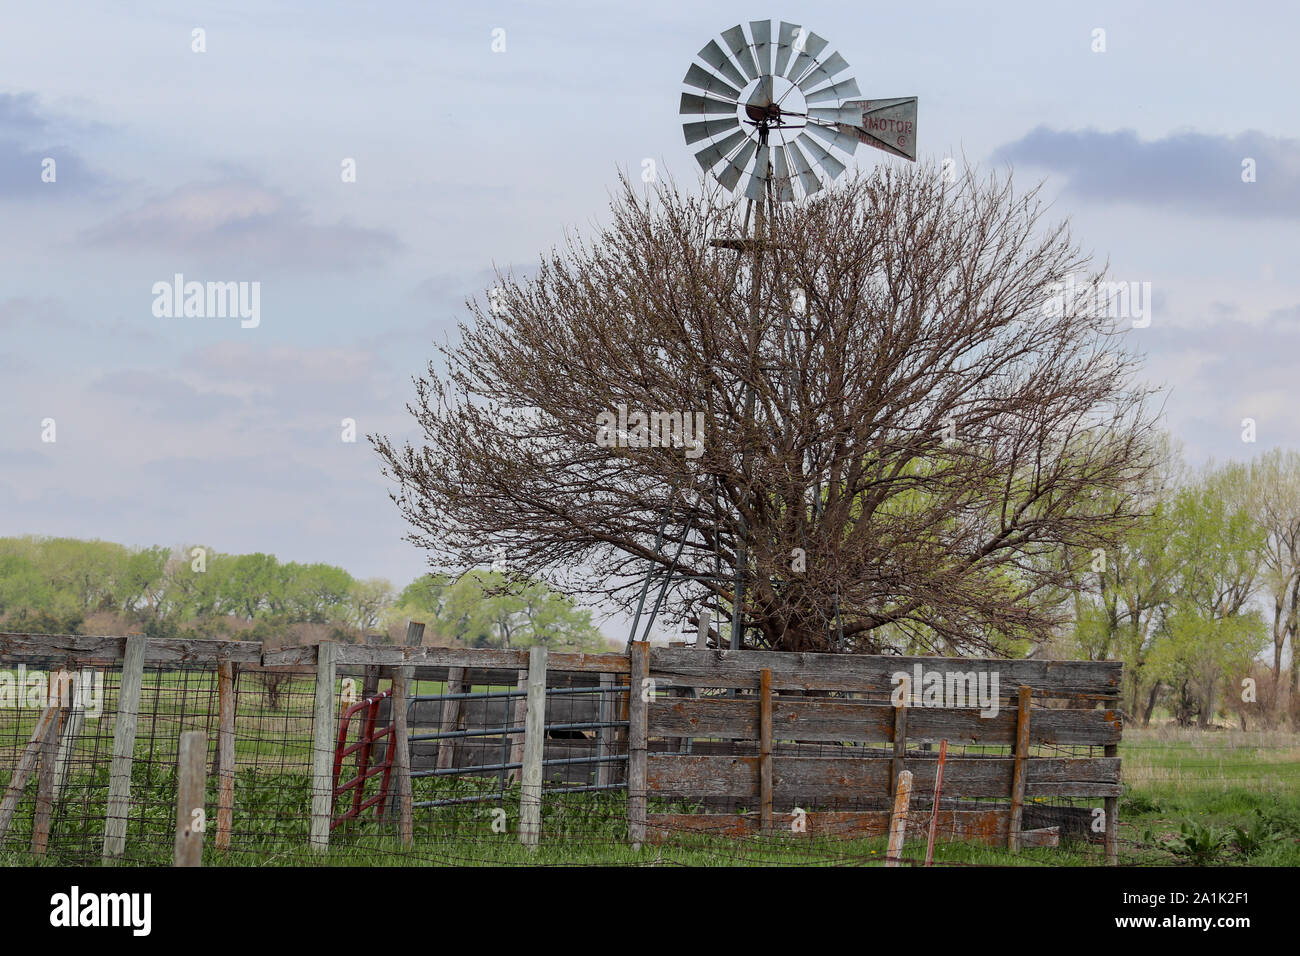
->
[1, 635, 1296, 867]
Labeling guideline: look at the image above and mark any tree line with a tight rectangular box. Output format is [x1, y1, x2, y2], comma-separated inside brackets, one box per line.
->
[0, 537, 608, 652]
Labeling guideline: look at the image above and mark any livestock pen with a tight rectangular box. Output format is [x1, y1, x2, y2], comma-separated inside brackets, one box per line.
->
[0, 630, 1133, 866]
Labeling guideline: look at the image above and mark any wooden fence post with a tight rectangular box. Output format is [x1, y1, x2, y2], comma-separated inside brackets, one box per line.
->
[383, 622, 425, 822]
[215, 660, 236, 851]
[886, 769, 913, 867]
[404, 621, 426, 648]
[1008, 685, 1032, 852]
[51, 668, 85, 804]
[0, 704, 60, 843]
[174, 731, 206, 867]
[1104, 741, 1119, 865]
[519, 645, 548, 848]
[391, 664, 414, 846]
[361, 634, 382, 701]
[595, 672, 615, 789]
[759, 668, 773, 834]
[436, 667, 467, 772]
[891, 705, 908, 796]
[103, 635, 147, 861]
[29, 691, 66, 855]
[627, 641, 649, 848]
[310, 642, 338, 852]
[508, 668, 528, 784]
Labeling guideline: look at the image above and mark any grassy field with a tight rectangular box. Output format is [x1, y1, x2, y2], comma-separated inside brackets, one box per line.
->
[1, 725, 1296, 866]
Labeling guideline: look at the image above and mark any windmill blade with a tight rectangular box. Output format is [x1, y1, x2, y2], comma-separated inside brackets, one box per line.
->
[806, 120, 860, 155]
[774, 22, 802, 78]
[796, 50, 851, 93]
[682, 116, 741, 145]
[785, 32, 829, 80]
[721, 24, 761, 80]
[747, 73, 774, 109]
[796, 132, 846, 179]
[749, 19, 773, 76]
[696, 39, 748, 89]
[773, 146, 795, 202]
[680, 91, 737, 115]
[807, 104, 862, 124]
[804, 76, 861, 104]
[745, 146, 771, 201]
[683, 63, 741, 101]
[787, 140, 822, 196]
[716, 139, 757, 191]
[693, 129, 748, 171]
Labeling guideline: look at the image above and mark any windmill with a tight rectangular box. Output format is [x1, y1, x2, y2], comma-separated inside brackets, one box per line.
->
[681, 20, 917, 205]
[627, 18, 918, 652]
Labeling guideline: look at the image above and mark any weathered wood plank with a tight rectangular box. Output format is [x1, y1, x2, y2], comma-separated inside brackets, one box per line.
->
[627, 642, 649, 848]
[103, 636, 146, 861]
[649, 648, 1120, 699]
[0, 632, 261, 664]
[215, 661, 236, 851]
[596, 673, 616, 789]
[391, 665, 413, 846]
[886, 769, 912, 866]
[647, 754, 1121, 802]
[758, 669, 772, 833]
[891, 705, 907, 797]
[262, 643, 629, 674]
[50, 671, 85, 804]
[646, 808, 1012, 845]
[29, 703, 65, 855]
[173, 731, 206, 867]
[1008, 685, 1032, 852]
[1105, 740, 1120, 865]
[434, 666, 467, 772]
[507, 669, 527, 785]
[0, 704, 60, 843]
[309, 642, 337, 852]
[645, 696, 1120, 746]
[519, 646, 547, 848]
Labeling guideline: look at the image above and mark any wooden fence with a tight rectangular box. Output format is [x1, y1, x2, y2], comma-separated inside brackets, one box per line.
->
[627, 644, 1123, 863]
[0, 632, 1122, 863]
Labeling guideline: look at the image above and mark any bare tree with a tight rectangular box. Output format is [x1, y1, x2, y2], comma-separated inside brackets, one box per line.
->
[374, 165, 1160, 655]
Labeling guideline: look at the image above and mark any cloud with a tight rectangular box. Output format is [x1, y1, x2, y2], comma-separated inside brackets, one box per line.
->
[993, 127, 1300, 219]
[0, 93, 49, 135]
[88, 370, 246, 424]
[0, 92, 103, 196]
[0, 296, 82, 331]
[80, 180, 403, 271]
[1138, 303, 1300, 458]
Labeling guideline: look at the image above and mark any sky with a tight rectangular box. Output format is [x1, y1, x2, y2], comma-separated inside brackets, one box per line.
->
[1, 1, 1298, 642]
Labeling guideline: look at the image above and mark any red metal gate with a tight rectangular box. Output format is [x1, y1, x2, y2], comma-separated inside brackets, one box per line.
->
[331, 689, 395, 829]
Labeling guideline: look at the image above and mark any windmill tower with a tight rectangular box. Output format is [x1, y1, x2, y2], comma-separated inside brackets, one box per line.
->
[627, 18, 918, 652]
